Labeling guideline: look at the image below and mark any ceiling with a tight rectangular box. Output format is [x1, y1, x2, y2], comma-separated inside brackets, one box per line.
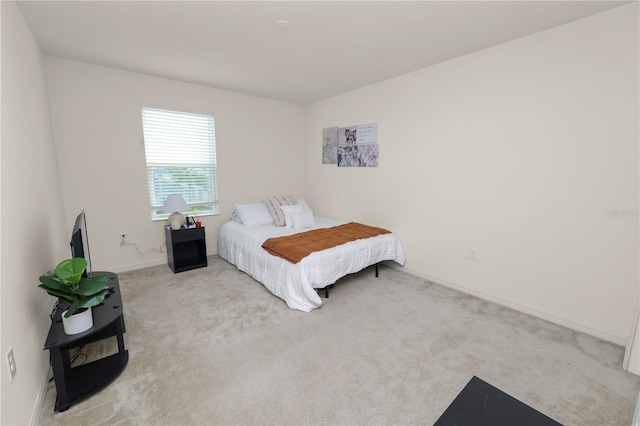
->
[17, 1, 628, 105]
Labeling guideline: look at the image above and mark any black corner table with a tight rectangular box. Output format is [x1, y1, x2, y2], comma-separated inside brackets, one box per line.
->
[43, 272, 128, 412]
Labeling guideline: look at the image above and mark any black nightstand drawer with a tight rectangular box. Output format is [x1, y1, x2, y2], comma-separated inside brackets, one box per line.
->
[170, 226, 204, 243]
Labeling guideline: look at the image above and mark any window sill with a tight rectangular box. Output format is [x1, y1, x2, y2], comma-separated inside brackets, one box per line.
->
[152, 211, 220, 222]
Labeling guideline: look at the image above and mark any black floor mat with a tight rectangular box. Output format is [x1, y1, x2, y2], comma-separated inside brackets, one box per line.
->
[434, 376, 562, 426]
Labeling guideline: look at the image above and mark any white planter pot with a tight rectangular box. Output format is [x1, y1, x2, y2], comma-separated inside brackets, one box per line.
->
[62, 307, 93, 335]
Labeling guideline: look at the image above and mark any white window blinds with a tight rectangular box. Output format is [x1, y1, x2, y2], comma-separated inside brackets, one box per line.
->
[141, 107, 219, 219]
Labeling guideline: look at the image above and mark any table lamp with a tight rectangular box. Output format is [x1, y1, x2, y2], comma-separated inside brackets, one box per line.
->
[162, 194, 190, 230]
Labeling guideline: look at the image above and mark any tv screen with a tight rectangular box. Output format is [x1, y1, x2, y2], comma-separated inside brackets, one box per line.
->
[70, 210, 92, 276]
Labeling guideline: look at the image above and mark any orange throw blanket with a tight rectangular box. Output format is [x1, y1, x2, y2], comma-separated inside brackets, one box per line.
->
[262, 222, 391, 264]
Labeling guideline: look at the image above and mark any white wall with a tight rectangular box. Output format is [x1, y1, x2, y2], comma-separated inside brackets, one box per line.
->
[304, 4, 639, 344]
[1, 1, 69, 424]
[44, 58, 306, 273]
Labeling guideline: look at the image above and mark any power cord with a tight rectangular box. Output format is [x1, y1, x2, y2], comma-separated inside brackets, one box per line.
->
[120, 234, 166, 255]
[70, 350, 87, 368]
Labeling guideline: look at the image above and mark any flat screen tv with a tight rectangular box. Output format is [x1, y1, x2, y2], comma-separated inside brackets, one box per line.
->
[70, 210, 92, 277]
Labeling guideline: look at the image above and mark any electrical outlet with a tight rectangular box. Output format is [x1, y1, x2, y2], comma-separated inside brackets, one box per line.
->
[467, 246, 478, 260]
[6, 347, 16, 382]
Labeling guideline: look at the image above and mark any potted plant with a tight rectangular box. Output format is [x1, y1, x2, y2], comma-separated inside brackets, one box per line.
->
[38, 257, 108, 335]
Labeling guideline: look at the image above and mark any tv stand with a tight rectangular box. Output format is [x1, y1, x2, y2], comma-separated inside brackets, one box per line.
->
[43, 272, 128, 412]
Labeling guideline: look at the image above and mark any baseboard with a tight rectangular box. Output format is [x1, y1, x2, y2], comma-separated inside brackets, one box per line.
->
[30, 363, 51, 425]
[108, 251, 219, 274]
[387, 264, 627, 346]
[109, 259, 166, 274]
[623, 307, 640, 373]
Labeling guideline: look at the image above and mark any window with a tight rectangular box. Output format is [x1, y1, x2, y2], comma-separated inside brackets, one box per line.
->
[141, 107, 219, 220]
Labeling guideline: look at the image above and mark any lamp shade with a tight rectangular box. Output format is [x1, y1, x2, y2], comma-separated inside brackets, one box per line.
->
[161, 194, 190, 213]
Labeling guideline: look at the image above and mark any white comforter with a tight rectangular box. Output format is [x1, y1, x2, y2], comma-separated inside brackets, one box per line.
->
[217, 217, 406, 312]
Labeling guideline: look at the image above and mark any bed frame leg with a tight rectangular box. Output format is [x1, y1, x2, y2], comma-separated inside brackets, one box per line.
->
[320, 284, 334, 298]
[318, 265, 382, 299]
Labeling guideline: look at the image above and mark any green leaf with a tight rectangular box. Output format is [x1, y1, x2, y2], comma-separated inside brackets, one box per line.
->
[38, 275, 68, 292]
[37, 285, 75, 304]
[54, 258, 87, 284]
[78, 289, 108, 309]
[75, 275, 108, 296]
[65, 299, 81, 317]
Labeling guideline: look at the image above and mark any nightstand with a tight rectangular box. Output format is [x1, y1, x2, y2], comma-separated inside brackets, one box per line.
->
[165, 225, 207, 273]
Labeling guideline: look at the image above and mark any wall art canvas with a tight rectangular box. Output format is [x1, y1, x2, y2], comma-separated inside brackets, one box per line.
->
[338, 144, 379, 167]
[322, 126, 338, 164]
[356, 123, 377, 143]
[338, 125, 358, 146]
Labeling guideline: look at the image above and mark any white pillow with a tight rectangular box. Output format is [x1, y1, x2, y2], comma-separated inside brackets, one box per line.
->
[291, 209, 316, 230]
[280, 204, 305, 228]
[234, 203, 274, 227]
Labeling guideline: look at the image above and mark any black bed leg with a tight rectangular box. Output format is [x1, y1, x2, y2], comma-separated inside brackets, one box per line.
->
[322, 284, 334, 298]
[375, 263, 379, 278]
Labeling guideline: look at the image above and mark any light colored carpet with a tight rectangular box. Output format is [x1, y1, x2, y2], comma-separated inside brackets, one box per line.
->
[38, 256, 640, 425]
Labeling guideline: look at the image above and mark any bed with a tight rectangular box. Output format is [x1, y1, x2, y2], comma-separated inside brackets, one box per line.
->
[218, 206, 405, 312]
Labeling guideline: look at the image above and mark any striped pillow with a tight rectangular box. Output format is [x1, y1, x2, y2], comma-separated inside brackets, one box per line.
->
[263, 195, 298, 227]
